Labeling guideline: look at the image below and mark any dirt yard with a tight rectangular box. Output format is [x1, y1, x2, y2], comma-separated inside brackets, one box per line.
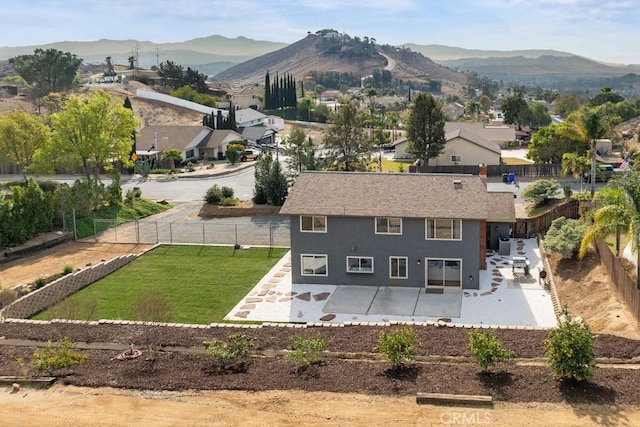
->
[1, 384, 638, 427]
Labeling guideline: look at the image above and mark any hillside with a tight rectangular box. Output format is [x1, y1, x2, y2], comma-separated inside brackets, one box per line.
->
[402, 44, 576, 61]
[214, 34, 467, 90]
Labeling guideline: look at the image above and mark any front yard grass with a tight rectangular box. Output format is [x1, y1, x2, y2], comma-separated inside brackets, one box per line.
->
[32, 245, 289, 324]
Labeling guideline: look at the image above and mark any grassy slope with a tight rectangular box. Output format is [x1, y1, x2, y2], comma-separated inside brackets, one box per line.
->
[33, 245, 289, 324]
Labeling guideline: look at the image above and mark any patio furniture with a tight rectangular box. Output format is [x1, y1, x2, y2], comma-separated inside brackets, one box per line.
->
[509, 256, 530, 277]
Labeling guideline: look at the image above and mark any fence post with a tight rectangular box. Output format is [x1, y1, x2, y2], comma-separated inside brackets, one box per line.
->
[269, 225, 273, 257]
[155, 221, 159, 244]
[72, 208, 77, 241]
[170, 222, 173, 244]
[235, 224, 238, 246]
[93, 219, 97, 242]
[136, 220, 140, 244]
[202, 223, 205, 245]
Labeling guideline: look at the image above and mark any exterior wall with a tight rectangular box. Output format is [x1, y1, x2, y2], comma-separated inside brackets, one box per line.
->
[393, 142, 411, 160]
[432, 137, 500, 166]
[487, 222, 512, 250]
[289, 215, 482, 289]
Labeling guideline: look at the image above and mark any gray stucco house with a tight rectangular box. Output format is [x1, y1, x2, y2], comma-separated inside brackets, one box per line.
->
[280, 171, 515, 290]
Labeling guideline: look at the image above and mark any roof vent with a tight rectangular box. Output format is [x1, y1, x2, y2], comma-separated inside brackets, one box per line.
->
[453, 179, 462, 189]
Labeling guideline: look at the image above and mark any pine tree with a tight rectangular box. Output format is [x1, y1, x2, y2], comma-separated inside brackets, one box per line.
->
[264, 71, 271, 110]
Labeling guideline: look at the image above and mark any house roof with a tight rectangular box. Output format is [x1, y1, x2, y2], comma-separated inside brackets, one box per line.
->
[236, 108, 266, 125]
[445, 128, 502, 155]
[139, 126, 243, 151]
[486, 192, 516, 223]
[240, 125, 274, 142]
[280, 171, 510, 220]
[444, 122, 515, 144]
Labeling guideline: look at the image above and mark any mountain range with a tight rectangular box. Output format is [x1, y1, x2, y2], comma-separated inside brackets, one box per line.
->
[2, 33, 640, 95]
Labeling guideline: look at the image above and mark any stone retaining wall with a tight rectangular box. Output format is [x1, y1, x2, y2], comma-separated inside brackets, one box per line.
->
[1, 254, 138, 319]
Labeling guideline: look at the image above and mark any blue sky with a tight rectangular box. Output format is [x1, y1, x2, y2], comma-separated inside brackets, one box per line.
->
[3, 0, 639, 63]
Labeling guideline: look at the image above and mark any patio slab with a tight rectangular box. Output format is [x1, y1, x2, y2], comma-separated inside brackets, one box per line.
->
[367, 287, 421, 316]
[415, 288, 462, 318]
[323, 286, 378, 314]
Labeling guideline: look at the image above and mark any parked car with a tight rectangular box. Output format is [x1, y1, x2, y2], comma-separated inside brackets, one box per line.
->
[583, 164, 614, 182]
[241, 149, 260, 162]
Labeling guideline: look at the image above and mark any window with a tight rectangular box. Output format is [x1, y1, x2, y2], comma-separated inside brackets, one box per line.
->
[376, 217, 402, 235]
[300, 215, 327, 233]
[426, 219, 462, 240]
[451, 154, 462, 164]
[426, 259, 461, 287]
[346, 256, 374, 273]
[389, 257, 408, 279]
[301, 254, 328, 276]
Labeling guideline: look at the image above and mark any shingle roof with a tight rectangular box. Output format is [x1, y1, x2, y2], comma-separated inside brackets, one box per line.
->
[138, 125, 205, 151]
[445, 128, 502, 154]
[280, 171, 508, 220]
[486, 192, 516, 223]
[444, 122, 515, 144]
[236, 108, 266, 125]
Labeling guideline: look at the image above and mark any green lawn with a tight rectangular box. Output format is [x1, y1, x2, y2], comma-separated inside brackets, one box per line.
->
[33, 245, 289, 324]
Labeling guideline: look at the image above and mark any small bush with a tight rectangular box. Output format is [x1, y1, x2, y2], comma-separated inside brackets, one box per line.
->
[63, 264, 74, 275]
[468, 330, 513, 372]
[205, 185, 223, 204]
[204, 333, 254, 370]
[125, 187, 142, 203]
[131, 291, 174, 323]
[33, 277, 47, 289]
[149, 168, 173, 175]
[221, 186, 235, 198]
[29, 337, 88, 373]
[544, 217, 588, 259]
[544, 312, 596, 382]
[375, 327, 419, 369]
[220, 197, 238, 206]
[522, 179, 561, 206]
[286, 333, 328, 369]
[0, 288, 18, 308]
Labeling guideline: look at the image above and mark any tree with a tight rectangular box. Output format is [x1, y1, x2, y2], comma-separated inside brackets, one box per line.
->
[9, 48, 82, 106]
[580, 107, 615, 197]
[553, 94, 582, 118]
[580, 186, 631, 257]
[39, 91, 138, 183]
[323, 102, 373, 171]
[544, 312, 596, 382]
[528, 124, 589, 163]
[521, 179, 561, 206]
[617, 171, 640, 289]
[375, 327, 419, 369]
[544, 217, 588, 259]
[252, 150, 288, 205]
[406, 93, 446, 166]
[161, 148, 183, 172]
[528, 102, 552, 129]
[283, 126, 318, 178]
[226, 143, 244, 165]
[561, 152, 589, 193]
[478, 95, 492, 113]
[501, 92, 529, 130]
[0, 110, 51, 180]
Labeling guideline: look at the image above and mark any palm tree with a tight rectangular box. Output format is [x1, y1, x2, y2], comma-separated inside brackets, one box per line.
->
[618, 171, 640, 289]
[580, 186, 631, 258]
[561, 152, 589, 193]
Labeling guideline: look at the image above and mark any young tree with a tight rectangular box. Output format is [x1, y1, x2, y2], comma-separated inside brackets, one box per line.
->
[468, 330, 513, 372]
[544, 312, 596, 382]
[581, 107, 614, 197]
[226, 143, 244, 165]
[0, 110, 51, 180]
[323, 102, 373, 171]
[39, 91, 138, 184]
[406, 93, 446, 166]
[9, 48, 82, 108]
[283, 126, 318, 177]
[266, 160, 288, 206]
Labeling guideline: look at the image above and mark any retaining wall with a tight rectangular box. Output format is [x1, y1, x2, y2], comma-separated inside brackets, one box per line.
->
[1, 254, 138, 319]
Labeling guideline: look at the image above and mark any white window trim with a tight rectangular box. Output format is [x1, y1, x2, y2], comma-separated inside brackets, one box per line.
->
[301, 254, 328, 276]
[425, 218, 462, 241]
[389, 256, 408, 279]
[451, 154, 462, 163]
[346, 256, 374, 274]
[375, 217, 403, 235]
[300, 215, 327, 233]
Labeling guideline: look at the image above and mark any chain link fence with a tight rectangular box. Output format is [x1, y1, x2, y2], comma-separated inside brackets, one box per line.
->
[85, 219, 291, 248]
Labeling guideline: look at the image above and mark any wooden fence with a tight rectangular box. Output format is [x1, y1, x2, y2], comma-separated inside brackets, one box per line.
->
[410, 163, 563, 178]
[595, 238, 640, 325]
[513, 199, 579, 238]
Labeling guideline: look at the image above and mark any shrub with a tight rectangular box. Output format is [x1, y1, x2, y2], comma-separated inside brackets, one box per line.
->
[0, 288, 18, 309]
[205, 185, 223, 204]
[221, 186, 235, 198]
[522, 179, 561, 206]
[63, 264, 74, 275]
[29, 337, 88, 373]
[544, 312, 596, 382]
[125, 187, 142, 203]
[33, 277, 47, 289]
[468, 330, 513, 372]
[220, 197, 238, 206]
[544, 217, 588, 259]
[286, 333, 328, 369]
[131, 291, 174, 323]
[204, 333, 254, 370]
[375, 327, 419, 369]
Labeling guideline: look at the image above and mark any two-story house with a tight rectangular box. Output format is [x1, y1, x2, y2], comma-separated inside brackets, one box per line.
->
[280, 171, 515, 290]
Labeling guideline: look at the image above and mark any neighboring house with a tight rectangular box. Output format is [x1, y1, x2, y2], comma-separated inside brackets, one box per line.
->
[443, 102, 465, 120]
[280, 171, 515, 290]
[392, 129, 501, 166]
[445, 122, 515, 148]
[235, 108, 284, 145]
[138, 125, 244, 162]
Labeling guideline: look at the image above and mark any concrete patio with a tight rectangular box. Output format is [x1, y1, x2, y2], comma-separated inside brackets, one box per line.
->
[225, 238, 557, 328]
